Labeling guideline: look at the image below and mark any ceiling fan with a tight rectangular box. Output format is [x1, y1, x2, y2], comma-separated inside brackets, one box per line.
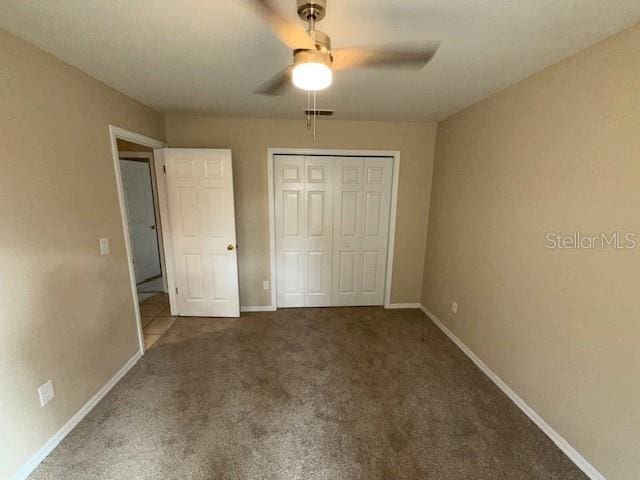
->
[251, 0, 440, 95]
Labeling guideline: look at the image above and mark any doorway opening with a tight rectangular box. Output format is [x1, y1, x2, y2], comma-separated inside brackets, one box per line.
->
[109, 126, 169, 353]
[111, 131, 243, 354]
[117, 139, 167, 303]
[116, 139, 174, 350]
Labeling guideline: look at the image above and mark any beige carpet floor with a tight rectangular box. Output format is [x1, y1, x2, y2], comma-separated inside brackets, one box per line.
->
[28, 307, 587, 479]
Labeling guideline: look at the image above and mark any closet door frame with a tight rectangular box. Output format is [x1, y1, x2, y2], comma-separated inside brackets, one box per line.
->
[267, 148, 401, 310]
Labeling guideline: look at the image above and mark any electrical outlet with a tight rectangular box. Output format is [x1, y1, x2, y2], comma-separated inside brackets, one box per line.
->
[262, 281, 269, 290]
[451, 301, 458, 314]
[99, 238, 110, 255]
[38, 380, 55, 407]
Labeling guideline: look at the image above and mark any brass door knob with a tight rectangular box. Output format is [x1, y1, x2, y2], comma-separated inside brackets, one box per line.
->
[227, 244, 235, 251]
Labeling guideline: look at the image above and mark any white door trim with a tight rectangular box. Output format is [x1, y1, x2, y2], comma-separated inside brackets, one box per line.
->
[108, 125, 166, 354]
[267, 148, 401, 309]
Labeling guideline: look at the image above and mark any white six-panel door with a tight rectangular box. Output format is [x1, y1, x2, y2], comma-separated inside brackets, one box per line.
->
[163, 149, 240, 317]
[274, 156, 334, 307]
[274, 155, 393, 308]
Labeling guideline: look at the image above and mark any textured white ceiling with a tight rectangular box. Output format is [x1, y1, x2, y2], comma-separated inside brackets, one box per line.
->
[1, 0, 639, 121]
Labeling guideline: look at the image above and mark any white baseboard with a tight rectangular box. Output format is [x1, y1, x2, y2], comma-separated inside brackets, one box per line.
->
[385, 302, 421, 309]
[419, 305, 605, 480]
[242, 305, 422, 312]
[240, 305, 277, 312]
[11, 350, 143, 480]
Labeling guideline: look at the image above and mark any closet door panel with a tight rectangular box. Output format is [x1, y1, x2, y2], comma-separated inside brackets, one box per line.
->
[332, 157, 364, 306]
[359, 158, 393, 305]
[305, 156, 333, 306]
[275, 156, 306, 307]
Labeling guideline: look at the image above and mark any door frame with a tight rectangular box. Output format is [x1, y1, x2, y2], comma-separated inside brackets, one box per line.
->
[267, 148, 401, 309]
[108, 126, 166, 354]
[118, 151, 168, 292]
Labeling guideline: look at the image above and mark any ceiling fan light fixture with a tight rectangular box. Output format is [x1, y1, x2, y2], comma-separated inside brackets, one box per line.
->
[292, 61, 332, 91]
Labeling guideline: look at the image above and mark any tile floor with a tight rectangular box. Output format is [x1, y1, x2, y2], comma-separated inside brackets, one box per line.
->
[138, 275, 164, 293]
[137, 275, 165, 304]
[140, 293, 176, 349]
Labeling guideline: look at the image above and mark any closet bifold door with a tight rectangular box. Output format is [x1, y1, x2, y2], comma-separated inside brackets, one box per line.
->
[274, 155, 333, 307]
[332, 157, 364, 306]
[332, 157, 393, 306]
[359, 157, 393, 305]
[304, 156, 334, 307]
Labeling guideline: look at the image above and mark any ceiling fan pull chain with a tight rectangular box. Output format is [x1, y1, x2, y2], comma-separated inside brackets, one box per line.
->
[313, 91, 317, 141]
[307, 91, 311, 130]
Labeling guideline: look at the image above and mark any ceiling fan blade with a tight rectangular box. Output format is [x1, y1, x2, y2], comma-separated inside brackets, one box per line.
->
[332, 43, 440, 71]
[248, 0, 316, 50]
[255, 66, 294, 96]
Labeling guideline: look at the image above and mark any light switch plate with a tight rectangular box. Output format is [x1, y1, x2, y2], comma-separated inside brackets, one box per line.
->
[451, 301, 458, 314]
[99, 238, 110, 255]
[263, 281, 269, 290]
[38, 380, 55, 406]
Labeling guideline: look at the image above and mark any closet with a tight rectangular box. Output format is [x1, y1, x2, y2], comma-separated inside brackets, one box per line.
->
[274, 154, 393, 307]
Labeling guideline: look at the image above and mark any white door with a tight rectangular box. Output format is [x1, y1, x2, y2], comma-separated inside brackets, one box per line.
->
[333, 157, 393, 306]
[274, 155, 333, 307]
[120, 159, 162, 283]
[162, 149, 240, 317]
[359, 158, 393, 305]
[332, 157, 364, 306]
[305, 157, 334, 306]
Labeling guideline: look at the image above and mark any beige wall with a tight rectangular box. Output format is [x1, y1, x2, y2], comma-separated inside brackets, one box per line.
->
[422, 23, 640, 479]
[165, 116, 437, 307]
[0, 29, 165, 479]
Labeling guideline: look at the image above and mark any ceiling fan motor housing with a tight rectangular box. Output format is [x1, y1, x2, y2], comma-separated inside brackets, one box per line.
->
[297, 0, 327, 22]
[294, 48, 332, 69]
